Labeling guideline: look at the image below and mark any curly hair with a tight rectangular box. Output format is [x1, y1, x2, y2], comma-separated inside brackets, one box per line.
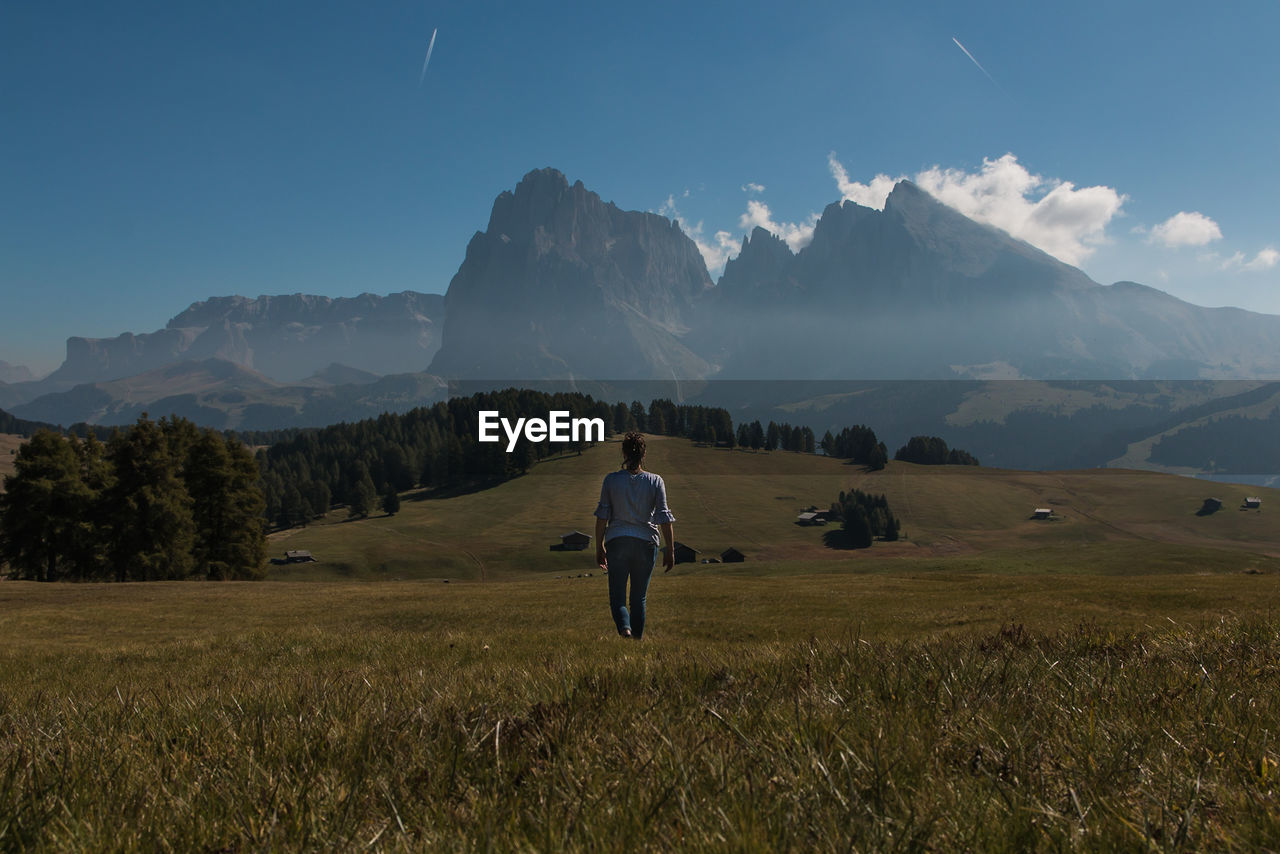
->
[621, 431, 646, 471]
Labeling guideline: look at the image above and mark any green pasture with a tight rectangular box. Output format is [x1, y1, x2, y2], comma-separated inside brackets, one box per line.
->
[266, 435, 1280, 580]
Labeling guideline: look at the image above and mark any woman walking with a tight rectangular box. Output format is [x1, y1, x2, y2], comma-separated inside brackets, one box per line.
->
[594, 432, 675, 639]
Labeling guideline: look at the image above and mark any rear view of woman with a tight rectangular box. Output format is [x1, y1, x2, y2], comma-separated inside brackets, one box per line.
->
[594, 432, 675, 639]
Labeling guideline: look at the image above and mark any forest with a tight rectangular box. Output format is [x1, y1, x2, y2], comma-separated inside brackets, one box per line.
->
[0, 416, 265, 582]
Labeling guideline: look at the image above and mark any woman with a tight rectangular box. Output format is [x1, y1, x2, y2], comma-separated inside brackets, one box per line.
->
[594, 432, 675, 639]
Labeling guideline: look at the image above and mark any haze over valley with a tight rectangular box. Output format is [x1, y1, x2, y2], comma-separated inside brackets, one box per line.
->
[3, 169, 1277, 476]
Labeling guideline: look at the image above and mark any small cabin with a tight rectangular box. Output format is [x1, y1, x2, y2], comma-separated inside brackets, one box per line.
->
[1245, 497, 1262, 509]
[796, 512, 819, 525]
[721, 547, 745, 563]
[552, 531, 592, 551]
[673, 542, 699, 564]
[1031, 508, 1053, 520]
[284, 550, 317, 563]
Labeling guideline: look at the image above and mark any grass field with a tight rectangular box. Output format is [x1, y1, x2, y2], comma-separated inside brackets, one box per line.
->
[4, 576, 1280, 850]
[266, 435, 1280, 581]
[4, 436, 1280, 850]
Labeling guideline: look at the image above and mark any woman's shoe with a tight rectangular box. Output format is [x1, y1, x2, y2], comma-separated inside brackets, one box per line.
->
[620, 628, 632, 638]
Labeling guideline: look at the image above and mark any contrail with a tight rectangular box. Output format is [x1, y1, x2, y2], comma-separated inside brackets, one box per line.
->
[952, 36, 996, 85]
[419, 28, 437, 85]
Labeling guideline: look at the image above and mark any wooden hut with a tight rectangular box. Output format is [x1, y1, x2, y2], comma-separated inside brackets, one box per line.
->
[673, 542, 699, 564]
[557, 531, 592, 551]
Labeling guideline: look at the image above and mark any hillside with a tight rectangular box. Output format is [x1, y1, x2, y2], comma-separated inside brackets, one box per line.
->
[0, 433, 21, 490]
[11, 360, 449, 430]
[268, 435, 1280, 580]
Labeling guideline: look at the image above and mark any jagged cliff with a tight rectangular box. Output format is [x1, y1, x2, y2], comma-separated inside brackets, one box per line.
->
[428, 168, 714, 380]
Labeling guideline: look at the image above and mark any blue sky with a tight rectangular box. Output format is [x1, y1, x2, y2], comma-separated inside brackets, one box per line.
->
[3, 0, 1279, 374]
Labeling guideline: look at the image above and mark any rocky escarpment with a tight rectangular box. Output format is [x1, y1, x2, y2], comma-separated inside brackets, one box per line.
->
[708, 181, 1280, 379]
[43, 291, 445, 388]
[429, 168, 714, 380]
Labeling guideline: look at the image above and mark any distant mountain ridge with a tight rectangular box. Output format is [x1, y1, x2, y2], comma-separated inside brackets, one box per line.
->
[11, 358, 447, 431]
[45, 290, 444, 390]
[0, 361, 36, 384]
[9, 167, 1280, 448]
[705, 181, 1280, 379]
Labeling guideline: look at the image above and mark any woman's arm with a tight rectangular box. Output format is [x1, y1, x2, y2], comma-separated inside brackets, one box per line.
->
[660, 521, 675, 572]
[595, 516, 608, 569]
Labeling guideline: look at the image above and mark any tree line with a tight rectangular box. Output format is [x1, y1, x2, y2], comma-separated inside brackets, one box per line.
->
[0, 408, 55, 438]
[1148, 407, 1280, 473]
[893, 435, 980, 466]
[257, 390, 742, 528]
[2, 389, 839, 579]
[815, 422, 979, 469]
[820, 425, 889, 470]
[0, 415, 266, 582]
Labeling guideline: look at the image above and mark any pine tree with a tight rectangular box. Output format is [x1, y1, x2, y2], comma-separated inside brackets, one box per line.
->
[69, 433, 113, 579]
[766, 422, 779, 451]
[845, 506, 873, 549]
[381, 487, 401, 516]
[185, 430, 267, 579]
[102, 416, 196, 581]
[0, 430, 94, 581]
[349, 475, 377, 519]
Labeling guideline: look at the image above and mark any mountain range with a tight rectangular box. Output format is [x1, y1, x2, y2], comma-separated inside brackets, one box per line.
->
[3, 167, 1279, 468]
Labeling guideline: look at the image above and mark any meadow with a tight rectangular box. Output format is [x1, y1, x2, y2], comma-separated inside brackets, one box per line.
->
[3, 435, 1280, 850]
[266, 435, 1279, 581]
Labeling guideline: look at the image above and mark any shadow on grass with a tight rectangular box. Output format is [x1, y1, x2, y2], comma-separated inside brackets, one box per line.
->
[822, 528, 870, 551]
[1197, 499, 1223, 517]
[407, 476, 510, 502]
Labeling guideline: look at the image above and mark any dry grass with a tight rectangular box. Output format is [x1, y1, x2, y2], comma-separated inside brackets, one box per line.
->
[3, 576, 1280, 850]
[6, 438, 1280, 849]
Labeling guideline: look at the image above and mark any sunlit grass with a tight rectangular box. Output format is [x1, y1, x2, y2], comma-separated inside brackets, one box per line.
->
[3, 576, 1280, 849]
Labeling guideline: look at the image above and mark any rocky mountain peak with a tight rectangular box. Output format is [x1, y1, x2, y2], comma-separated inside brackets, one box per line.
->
[429, 169, 714, 379]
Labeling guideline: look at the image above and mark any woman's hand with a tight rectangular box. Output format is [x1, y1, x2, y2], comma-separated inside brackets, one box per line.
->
[596, 545, 607, 571]
[662, 545, 674, 572]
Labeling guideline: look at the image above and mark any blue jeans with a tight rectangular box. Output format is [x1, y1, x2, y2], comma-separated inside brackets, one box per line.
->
[606, 536, 657, 638]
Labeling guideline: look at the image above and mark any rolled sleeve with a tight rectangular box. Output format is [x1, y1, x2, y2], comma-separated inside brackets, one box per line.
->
[652, 476, 675, 524]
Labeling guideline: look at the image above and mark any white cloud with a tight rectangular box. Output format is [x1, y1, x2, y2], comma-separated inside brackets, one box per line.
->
[1219, 247, 1279, 272]
[660, 194, 740, 271]
[1245, 247, 1279, 271]
[829, 152, 1126, 267]
[827, 152, 900, 209]
[1148, 211, 1222, 248]
[739, 200, 819, 253]
[742, 182, 766, 194]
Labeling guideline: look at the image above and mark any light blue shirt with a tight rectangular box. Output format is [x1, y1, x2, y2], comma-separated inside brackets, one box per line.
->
[594, 469, 676, 546]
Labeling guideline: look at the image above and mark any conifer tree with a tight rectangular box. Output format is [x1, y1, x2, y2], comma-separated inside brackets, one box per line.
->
[102, 416, 196, 581]
[380, 487, 401, 516]
[0, 430, 94, 581]
[185, 430, 266, 579]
